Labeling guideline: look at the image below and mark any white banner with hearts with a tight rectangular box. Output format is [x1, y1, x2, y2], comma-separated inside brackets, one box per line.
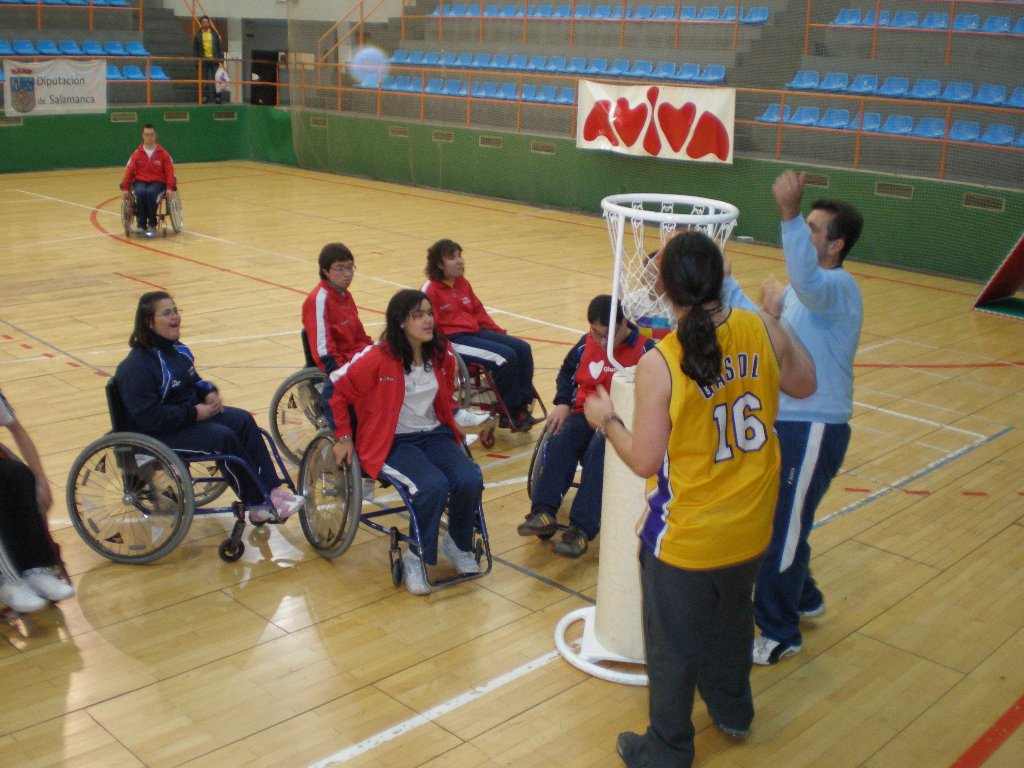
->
[575, 80, 735, 164]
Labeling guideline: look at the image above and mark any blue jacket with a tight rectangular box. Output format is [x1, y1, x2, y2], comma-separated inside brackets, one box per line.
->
[115, 335, 216, 435]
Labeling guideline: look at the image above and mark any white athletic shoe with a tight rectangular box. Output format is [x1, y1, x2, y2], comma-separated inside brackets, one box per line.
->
[270, 487, 305, 519]
[0, 575, 48, 613]
[402, 550, 431, 595]
[361, 478, 375, 502]
[440, 532, 480, 574]
[752, 634, 801, 666]
[455, 408, 491, 428]
[23, 567, 75, 602]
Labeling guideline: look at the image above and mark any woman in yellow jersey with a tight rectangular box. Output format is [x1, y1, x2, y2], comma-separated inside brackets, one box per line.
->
[585, 231, 816, 768]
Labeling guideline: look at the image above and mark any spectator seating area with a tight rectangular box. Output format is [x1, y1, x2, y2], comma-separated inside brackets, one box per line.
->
[0, 0, 133, 6]
[755, 104, 1024, 146]
[360, 74, 578, 104]
[829, 9, 1024, 34]
[0, 38, 149, 56]
[427, 3, 769, 23]
[105, 63, 169, 80]
[786, 71, 1024, 107]
[389, 49, 726, 82]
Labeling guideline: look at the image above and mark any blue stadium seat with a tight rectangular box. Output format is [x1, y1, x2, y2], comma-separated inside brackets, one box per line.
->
[469, 53, 490, 68]
[556, 86, 575, 104]
[381, 75, 399, 90]
[817, 109, 850, 129]
[465, 4, 482, 15]
[1008, 87, 1024, 109]
[554, 4, 572, 17]
[527, 55, 547, 70]
[609, 6, 624, 19]
[911, 118, 946, 139]
[484, 4, 501, 16]
[450, 4, 469, 16]
[592, 5, 612, 18]
[652, 61, 677, 79]
[82, 40, 104, 56]
[59, 40, 83, 55]
[908, 78, 941, 100]
[431, 3, 443, 14]
[921, 13, 949, 29]
[149, 65, 170, 80]
[65, 0, 90, 5]
[741, 7, 768, 24]
[819, 72, 850, 92]
[358, 73, 380, 89]
[407, 50, 425, 65]
[0, 69, 4, 83]
[423, 51, 442, 66]
[586, 57, 609, 74]
[125, 41, 150, 57]
[940, 82, 973, 102]
[455, 52, 473, 67]
[721, 7, 737, 22]
[574, 4, 592, 17]
[787, 70, 820, 90]
[472, 80, 498, 98]
[679, 6, 697, 20]
[392, 75, 410, 90]
[608, 58, 631, 76]
[850, 112, 882, 131]
[106, 65, 123, 80]
[568, 56, 588, 73]
[755, 104, 790, 123]
[538, 85, 558, 102]
[653, 6, 675, 20]
[13, 40, 38, 55]
[629, 60, 654, 78]
[123, 65, 145, 80]
[848, 74, 878, 94]
[530, 4, 554, 17]
[108, 0, 131, 6]
[444, 79, 468, 96]
[392, 50, 410, 65]
[785, 106, 820, 126]
[441, 51, 458, 67]
[697, 7, 720, 21]
[522, 83, 539, 101]
[890, 11, 919, 28]
[832, 9, 860, 25]
[981, 16, 1011, 33]
[36, 39, 61, 56]
[953, 14, 980, 31]
[425, 77, 444, 94]
[1015, 130, 1024, 149]
[979, 124, 1015, 145]
[1014, 18, 1024, 35]
[877, 76, 910, 97]
[104, 41, 128, 56]
[948, 121, 980, 142]
[630, 6, 654, 20]
[490, 53, 510, 69]
[675, 62, 701, 81]
[496, 82, 518, 100]
[695, 64, 726, 83]
[0, 41, 13, 57]
[859, 11, 890, 26]
[500, 4, 520, 16]
[405, 76, 425, 92]
[972, 83, 1007, 105]
[546, 55, 569, 72]
[510, 54, 529, 70]
[880, 114, 914, 135]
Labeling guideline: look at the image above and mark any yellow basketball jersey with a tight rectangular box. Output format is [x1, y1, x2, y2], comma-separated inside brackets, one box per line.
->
[638, 309, 782, 570]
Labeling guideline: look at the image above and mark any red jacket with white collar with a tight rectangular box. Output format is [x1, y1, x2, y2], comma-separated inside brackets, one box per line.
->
[301, 280, 372, 374]
[121, 143, 176, 190]
[328, 340, 460, 478]
[422, 277, 505, 336]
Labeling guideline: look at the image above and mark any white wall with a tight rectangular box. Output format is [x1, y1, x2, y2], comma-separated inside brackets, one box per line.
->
[168, 0, 406, 24]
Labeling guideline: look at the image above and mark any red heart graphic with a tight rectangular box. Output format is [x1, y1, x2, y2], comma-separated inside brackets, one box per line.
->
[582, 100, 619, 146]
[612, 97, 648, 147]
[686, 111, 730, 160]
[656, 101, 697, 153]
[643, 87, 663, 155]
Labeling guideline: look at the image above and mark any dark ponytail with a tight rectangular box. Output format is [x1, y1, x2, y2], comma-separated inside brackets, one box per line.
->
[658, 231, 725, 389]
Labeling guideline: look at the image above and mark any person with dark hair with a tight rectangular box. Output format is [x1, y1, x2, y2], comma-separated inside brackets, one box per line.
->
[722, 170, 864, 666]
[517, 294, 655, 557]
[120, 124, 175, 238]
[329, 289, 484, 595]
[116, 292, 304, 524]
[583, 230, 816, 767]
[192, 15, 224, 104]
[0, 388, 75, 613]
[422, 238, 537, 429]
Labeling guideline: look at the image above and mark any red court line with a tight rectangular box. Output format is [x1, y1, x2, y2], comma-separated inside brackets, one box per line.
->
[114, 272, 166, 290]
[949, 692, 1024, 768]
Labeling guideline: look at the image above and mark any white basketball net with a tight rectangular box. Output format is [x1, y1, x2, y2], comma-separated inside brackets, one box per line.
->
[601, 193, 739, 369]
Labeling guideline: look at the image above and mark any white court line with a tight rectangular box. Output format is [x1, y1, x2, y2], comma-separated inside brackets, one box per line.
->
[16, 189, 119, 217]
[858, 338, 898, 354]
[852, 400, 984, 439]
[308, 651, 561, 767]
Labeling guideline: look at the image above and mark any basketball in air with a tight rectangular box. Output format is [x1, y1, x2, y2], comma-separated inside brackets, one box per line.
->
[350, 46, 388, 86]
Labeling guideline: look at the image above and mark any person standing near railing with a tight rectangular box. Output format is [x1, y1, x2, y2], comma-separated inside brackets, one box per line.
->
[192, 15, 224, 104]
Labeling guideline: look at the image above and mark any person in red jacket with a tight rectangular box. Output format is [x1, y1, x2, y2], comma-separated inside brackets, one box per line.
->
[120, 124, 176, 238]
[330, 289, 483, 595]
[421, 238, 536, 429]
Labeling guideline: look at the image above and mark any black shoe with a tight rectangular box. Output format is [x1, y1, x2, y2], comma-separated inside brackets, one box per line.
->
[615, 732, 654, 767]
[714, 720, 750, 741]
[554, 524, 588, 558]
[517, 510, 557, 537]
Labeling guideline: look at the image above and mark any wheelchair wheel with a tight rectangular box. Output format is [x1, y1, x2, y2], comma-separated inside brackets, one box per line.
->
[218, 539, 244, 562]
[66, 432, 195, 564]
[297, 431, 362, 558]
[121, 195, 134, 237]
[391, 556, 403, 587]
[269, 368, 330, 466]
[454, 352, 473, 409]
[167, 192, 183, 233]
[526, 424, 550, 501]
[190, 460, 230, 507]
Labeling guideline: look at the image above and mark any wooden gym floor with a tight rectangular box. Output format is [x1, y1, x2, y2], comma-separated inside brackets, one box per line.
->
[0, 161, 1022, 767]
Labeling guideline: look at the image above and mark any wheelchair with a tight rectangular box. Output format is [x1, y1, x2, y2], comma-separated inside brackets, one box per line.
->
[268, 330, 329, 466]
[66, 379, 301, 564]
[298, 430, 492, 590]
[524, 422, 575, 540]
[453, 351, 546, 446]
[121, 182, 182, 237]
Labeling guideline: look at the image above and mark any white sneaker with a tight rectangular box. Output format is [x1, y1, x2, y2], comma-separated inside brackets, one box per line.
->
[799, 603, 826, 619]
[455, 408, 491, 428]
[269, 486, 305, 520]
[23, 568, 75, 602]
[752, 634, 801, 666]
[402, 550, 431, 595]
[362, 478, 375, 502]
[440, 532, 480, 574]
[464, 434, 479, 447]
[0, 575, 48, 613]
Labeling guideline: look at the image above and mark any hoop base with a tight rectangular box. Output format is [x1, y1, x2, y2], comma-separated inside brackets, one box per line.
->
[554, 606, 648, 686]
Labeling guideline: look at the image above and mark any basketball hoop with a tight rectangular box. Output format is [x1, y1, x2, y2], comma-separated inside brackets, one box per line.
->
[601, 194, 739, 369]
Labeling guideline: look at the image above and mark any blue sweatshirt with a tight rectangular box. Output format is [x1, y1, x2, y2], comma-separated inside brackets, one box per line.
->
[722, 214, 861, 424]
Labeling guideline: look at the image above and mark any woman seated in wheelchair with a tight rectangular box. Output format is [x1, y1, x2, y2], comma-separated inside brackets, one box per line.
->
[422, 238, 537, 430]
[115, 292, 304, 523]
[330, 289, 484, 596]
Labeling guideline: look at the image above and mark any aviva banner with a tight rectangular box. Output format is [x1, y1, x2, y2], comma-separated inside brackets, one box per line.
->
[3, 59, 107, 117]
[575, 80, 735, 164]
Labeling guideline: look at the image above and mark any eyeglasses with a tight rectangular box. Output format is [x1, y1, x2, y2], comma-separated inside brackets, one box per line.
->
[156, 308, 181, 318]
[329, 263, 356, 273]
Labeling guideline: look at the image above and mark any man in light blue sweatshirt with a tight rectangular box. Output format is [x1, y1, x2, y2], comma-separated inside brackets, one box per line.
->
[722, 170, 863, 665]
